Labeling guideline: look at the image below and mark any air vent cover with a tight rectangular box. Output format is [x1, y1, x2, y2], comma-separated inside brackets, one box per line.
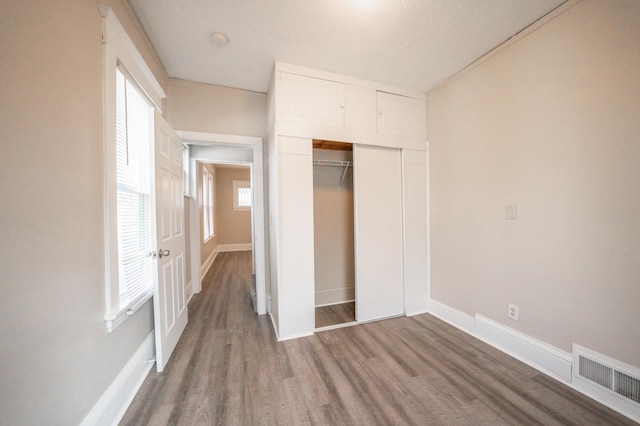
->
[575, 346, 640, 406]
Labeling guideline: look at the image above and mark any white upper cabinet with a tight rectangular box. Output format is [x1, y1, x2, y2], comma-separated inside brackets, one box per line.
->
[344, 85, 377, 133]
[272, 63, 427, 150]
[377, 91, 427, 139]
[281, 73, 345, 127]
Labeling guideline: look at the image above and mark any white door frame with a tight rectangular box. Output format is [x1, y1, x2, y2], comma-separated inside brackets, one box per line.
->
[177, 131, 267, 315]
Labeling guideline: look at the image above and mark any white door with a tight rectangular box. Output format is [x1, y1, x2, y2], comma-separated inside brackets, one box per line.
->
[153, 112, 187, 372]
[354, 144, 404, 322]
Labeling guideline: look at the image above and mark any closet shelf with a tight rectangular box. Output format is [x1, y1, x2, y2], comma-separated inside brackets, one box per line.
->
[312, 159, 352, 167]
[313, 159, 352, 186]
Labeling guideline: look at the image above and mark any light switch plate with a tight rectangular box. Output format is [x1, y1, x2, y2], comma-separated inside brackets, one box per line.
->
[506, 204, 518, 220]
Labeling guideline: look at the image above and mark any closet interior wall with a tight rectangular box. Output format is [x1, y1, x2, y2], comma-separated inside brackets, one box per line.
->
[312, 141, 355, 310]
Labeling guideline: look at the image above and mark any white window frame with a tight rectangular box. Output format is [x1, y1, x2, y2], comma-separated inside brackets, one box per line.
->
[233, 180, 252, 211]
[100, 6, 166, 332]
[202, 166, 215, 241]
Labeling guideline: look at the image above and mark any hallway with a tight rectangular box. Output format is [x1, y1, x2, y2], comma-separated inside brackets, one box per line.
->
[121, 251, 634, 425]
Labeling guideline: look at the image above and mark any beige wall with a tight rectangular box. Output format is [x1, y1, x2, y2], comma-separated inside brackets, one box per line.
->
[167, 77, 269, 288]
[199, 163, 218, 265]
[427, 0, 640, 367]
[0, 1, 166, 424]
[167, 78, 267, 137]
[215, 167, 252, 245]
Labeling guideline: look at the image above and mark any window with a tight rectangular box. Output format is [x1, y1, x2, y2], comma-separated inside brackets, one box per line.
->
[101, 6, 166, 332]
[202, 167, 215, 241]
[233, 180, 251, 211]
[114, 66, 153, 312]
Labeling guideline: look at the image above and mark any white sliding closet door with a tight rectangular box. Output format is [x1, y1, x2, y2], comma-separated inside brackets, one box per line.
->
[354, 145, 404, 322]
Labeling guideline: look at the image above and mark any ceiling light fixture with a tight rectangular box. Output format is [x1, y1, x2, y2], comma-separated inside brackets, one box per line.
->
[210, 32, 229, 47]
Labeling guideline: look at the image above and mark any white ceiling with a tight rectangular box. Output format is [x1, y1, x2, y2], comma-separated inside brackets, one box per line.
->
[128, 0, 567, 94]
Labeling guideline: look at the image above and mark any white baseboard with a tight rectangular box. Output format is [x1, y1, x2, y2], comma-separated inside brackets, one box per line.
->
[426, 299, 636, 422]
[426, 300, 571, 382]
[80, 332, 155, 426]
[269, 312, 279, 341]
[474, 314, 572, 382]
[217, 243, 252, 252]
[186, 280, 193, 304]
[426, 299, 475, 334]
[315, 286, 355, 307]
[200, 246, 219, 279]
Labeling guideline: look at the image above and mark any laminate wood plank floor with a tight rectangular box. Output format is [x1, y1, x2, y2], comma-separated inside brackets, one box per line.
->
[121, 251, 636, 425]
[316, 302, 356, 328]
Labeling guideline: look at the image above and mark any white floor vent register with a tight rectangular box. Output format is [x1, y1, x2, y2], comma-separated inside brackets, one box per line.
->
[573, 345, 640, 422]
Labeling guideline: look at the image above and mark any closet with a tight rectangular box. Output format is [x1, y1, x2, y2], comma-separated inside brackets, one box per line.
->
[268, 62, 429, 341]
[312, 140, 356, 329]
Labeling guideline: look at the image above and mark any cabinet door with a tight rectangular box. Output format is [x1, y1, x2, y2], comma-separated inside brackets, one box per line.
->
[344, 85, 377, 133]
[280, 73, 344, 127]
[377, 92, 426, 138]
[276, 136, 316, 340]
[354, 145, 404, 322]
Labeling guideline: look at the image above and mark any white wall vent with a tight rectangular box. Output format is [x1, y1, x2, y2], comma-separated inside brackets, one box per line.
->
[573, 345, 640, 422]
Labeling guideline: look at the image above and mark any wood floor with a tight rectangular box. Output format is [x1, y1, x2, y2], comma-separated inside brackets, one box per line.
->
[121, 251, 636, 425]
[316, 302, 356, 329]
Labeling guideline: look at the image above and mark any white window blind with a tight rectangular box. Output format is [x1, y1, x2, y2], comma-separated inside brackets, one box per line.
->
[202, 167, 214, 240]
[115, 66, 153, 308]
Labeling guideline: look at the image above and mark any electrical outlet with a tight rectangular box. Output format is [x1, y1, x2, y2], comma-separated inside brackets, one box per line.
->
[508, 303, 519, 321]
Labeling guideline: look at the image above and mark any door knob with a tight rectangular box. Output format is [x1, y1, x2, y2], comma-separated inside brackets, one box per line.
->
[158, 249, 170, 258]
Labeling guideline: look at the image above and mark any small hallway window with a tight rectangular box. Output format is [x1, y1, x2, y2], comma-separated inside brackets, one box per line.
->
[233, 180, 251, 211]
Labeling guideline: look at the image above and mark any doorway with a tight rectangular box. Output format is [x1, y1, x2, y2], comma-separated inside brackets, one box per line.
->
[178, 131, 268, 316]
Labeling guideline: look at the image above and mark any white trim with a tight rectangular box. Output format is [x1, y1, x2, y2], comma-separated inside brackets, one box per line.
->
[217, 243, 252, 252]
[426, 299, 475, 334]
[200, 245, 220, 280]
[98, 6, 165, 111]
[314, 287, 355, 307]
[80, 332, 155, 426]
[475, 314, 572, 382]
[186, 280, 193, 304]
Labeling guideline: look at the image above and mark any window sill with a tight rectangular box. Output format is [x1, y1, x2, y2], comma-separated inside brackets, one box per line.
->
[104, 290, 153, 333]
